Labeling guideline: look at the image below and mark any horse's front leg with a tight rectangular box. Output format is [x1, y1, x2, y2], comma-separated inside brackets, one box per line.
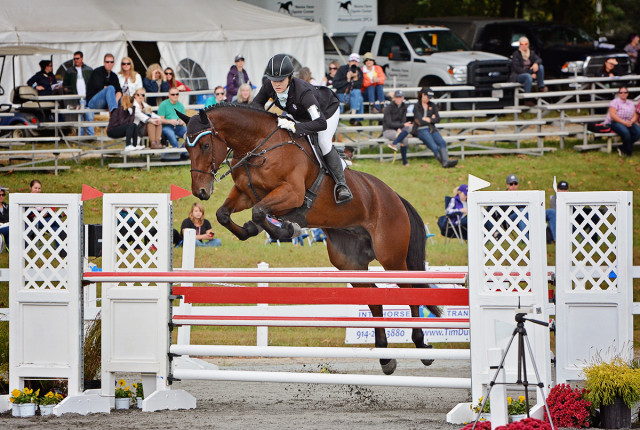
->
[251, 182, 305, 240]
[366, 301, 397, 375]
[216, 186, 261, 241]
[409, 304, 434, 366]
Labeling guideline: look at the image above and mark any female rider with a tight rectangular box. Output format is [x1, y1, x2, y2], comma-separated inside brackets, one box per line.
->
[251, 54, 352, 204]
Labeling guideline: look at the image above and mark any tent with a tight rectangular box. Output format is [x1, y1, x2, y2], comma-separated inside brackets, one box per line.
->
[0, 0, 324, 103]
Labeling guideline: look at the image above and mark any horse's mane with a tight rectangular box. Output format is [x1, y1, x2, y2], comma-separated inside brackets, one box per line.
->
[203, 102, 278, 120]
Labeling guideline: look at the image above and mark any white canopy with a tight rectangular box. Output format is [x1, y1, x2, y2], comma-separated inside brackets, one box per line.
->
[0, 0, 324, 103]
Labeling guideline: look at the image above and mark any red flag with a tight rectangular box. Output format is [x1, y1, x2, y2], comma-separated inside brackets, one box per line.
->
[170, 184, 192, 201]
[81, 184, 104, 201]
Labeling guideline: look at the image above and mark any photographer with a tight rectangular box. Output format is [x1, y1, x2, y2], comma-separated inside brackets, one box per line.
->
[332, 53, 364, 125]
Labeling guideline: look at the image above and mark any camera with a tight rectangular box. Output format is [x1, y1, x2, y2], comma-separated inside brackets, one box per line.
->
[350, 64, 358, 73]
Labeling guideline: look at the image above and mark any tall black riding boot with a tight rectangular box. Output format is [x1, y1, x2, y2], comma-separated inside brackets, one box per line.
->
[323, 148, 353, 204]
[439, 146, 458, 168]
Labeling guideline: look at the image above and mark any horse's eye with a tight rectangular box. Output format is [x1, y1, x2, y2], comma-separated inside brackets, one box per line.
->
[203, 143, 210, 150]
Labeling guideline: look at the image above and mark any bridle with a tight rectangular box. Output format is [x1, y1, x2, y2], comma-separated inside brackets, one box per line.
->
[186, 119, 231, 183]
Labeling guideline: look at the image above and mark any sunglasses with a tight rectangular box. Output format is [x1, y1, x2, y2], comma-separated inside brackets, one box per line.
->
[73, 57, 81, 60]
[329, 67, 337, 70]
[0, 193, 5, 196]
[215, 92, 225, 95]
[105, 60, 114, 63]
[169, 93, 180, 96]
[165, 71, 173, 75]
[121, 62, 131, 65]
[508, 182, 518, 186]
[135, 93, 145, 97]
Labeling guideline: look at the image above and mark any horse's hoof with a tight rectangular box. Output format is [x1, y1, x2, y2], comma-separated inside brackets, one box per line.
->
[420, 344, 434, 366]
[243, 221, 259, 236]
[380, 359, 397, 375]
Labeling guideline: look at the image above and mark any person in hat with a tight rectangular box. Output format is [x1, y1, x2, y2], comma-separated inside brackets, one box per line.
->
[546, 180, 569, 243]
[599, 57, 619, 78]
[332, 53, 364, 125]
[26, 59, 60, 96]
[361, 52, 386, 113]
[252, 54, 353, 204]
[0, 185, 8, 251]
[412, 87, 458, 168]
[445, 184, 468, 236]
[383, 90, 412, 166]
[510, 36, 546, 96]
[506, 174, 519, 191]
[226, 54, 252, 103]
[505, 174, 529, 236]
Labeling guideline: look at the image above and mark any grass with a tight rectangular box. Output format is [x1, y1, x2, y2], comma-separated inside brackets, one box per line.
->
[0, 140, 639, 356]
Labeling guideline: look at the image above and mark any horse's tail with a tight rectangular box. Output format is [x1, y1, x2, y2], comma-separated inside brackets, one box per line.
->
[398, 194, 442, 318]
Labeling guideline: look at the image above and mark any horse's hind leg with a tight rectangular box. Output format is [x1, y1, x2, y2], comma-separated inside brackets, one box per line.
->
[324, 228, 397, 375]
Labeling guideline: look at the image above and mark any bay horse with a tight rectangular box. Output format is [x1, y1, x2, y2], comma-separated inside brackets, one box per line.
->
[177, 104, 441, 375]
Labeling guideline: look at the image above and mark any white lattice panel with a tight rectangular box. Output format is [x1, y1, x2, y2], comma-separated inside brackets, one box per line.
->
[9, 194, 83, 395]
[101, 194, 172, 399]
[555, 192, 633, 383]
[467, 190, 551, 405]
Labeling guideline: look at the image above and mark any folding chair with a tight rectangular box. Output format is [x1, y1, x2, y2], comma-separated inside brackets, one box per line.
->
[438, 196, 465, 244]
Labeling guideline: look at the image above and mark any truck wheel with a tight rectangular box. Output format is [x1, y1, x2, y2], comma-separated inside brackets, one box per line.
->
[12, 128, 24, 139]
[419, 77, 444, 88]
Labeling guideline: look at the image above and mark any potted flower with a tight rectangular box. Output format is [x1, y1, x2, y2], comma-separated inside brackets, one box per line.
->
[508, 395, 528, 422]
[582, 355, 640, 429]
[471, 396, 490, 421]
[543, 383, 593, 428]
[133, 381, 144, 408]
[10, 387, 39, 417]
[38, 391, 65, 416]
[114, 378, 133, 410]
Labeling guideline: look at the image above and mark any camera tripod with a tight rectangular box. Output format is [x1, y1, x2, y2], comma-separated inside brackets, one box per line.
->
[471, 312, 555, 430]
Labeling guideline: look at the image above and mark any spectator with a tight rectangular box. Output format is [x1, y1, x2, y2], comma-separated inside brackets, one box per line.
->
[510, 36, 546, 99]
[384, 90, 412, 166]
[624, 33, 639, 73]
[27, 59, 61, 95]
[107, 95, 140, 152]
[332, 53, 364, 126]
[132, 88, 163, 149]
[232, 83, 253, 104]
[143, 63, 170, 106]
[599, 57, 619, 78]
[605, 86, 639, 157]
[321, 60, 339, 88]
[226, 54, 252, 102]
[444, 184, 468, 238]
[179, 203, 221, 247]
[158, 89, 187, 158]
[205, 86, 226, 108]
[298, 67, 319, 86]
[412, 87, 458, 168]
[506, 174, 528, 235]
[164, 67, 191, 92]
[361, 52, 386, 113]
[86, 53, 122, 113]
[62, 51, 94, 136]
[545, 180, 569, 243]
[0, 185, 8, 251]
[118, 56, 143, 97]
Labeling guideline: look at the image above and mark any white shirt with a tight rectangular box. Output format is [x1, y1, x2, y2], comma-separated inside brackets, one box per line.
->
[133, 99, 160, 125]
[75, 66, 86, 97]
[118, 73, 143, 97]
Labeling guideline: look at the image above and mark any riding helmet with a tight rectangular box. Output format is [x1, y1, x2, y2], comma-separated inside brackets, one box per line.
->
[265, 54, 294, 82]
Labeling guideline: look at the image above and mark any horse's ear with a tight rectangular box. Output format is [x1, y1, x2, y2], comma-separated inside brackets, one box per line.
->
[175, 110, 191, 124]
[199, 110, 208, 124]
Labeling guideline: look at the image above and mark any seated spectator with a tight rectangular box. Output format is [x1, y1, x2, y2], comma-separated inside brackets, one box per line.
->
[506, 174, 529, 236]
[333, 53, 364, 125]
[178, 203, 221, 247]
[412, 87, 457, 168]
[232, 83, 253, 104]
[205, 86, 226, 108]
[143, 63, 170, 106]
[86, 54, 122, 113]
[226, 54, 252, 102]
[118, 56, 143, 97]
[624, 33, 639, 73]
[605, 86, 639, 157]
[107, 95, 140, 151]
[383, 90, 412, 166]
[599, 57, 619, 78]
[321, 60, 340, 88]
[510, 37, 546, 98]
[165, 67, 191, 92]
[132, 89, 163, 149]
[545, 180, 569, 243]
[361, 52, 386, 113]
[158, 89, 187, 159]
[445, 184, 468, 236]
[298, 67, 319, 86]
[62, 51, 94, 136]
[0, 185, 8, 251]
[27, 59, 62, 95]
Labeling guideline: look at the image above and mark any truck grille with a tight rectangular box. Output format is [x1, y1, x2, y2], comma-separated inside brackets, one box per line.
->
[467, 60, 511, 90]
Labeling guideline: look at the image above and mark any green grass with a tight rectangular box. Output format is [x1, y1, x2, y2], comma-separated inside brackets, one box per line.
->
[0, 141, 638, 353]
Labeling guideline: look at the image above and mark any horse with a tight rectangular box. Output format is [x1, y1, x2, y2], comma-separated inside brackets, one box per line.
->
[278, 1, 293, 15]
[338, 1, 352, 15]
[177, 104, 441, 375]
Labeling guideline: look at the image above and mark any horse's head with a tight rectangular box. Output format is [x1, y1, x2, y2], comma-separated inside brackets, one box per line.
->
[178, 109, 228, 200]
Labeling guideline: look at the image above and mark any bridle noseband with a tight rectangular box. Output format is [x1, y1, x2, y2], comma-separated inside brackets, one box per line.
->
[186, 120, 230, 182]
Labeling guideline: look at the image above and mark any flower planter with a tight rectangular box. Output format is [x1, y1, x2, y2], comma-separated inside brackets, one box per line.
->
[12, 402, 36, 417]
[39, 404, 55, 416]
[114, 397, 130, 410]
[600, 397, 631, 429]
[136, 397, 143, 408]
[509, 413, 528, 422]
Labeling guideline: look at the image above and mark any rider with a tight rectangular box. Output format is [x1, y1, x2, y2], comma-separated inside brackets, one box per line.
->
[251, 54, 353, 204]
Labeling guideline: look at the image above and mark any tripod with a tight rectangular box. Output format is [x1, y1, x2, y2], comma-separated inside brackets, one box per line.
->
[471, 312, 555, 430]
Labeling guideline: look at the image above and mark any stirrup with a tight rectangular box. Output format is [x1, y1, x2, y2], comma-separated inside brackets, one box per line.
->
[334, 184, 353, 205]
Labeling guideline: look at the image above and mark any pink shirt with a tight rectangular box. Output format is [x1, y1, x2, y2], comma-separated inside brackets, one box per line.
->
[605, 97, 635, 124]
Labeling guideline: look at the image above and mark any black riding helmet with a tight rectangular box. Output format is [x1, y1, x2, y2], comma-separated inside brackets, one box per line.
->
[265, 54, 294, 82]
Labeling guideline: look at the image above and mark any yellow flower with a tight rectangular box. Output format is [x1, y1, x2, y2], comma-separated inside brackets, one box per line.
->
[519, 395, 525, 402]
[9, 397, 14, 403]
[55, 393, 64, 400]
[46, 391, 54, 398]
[24, 387, 32, 395]
[35, 389, 40, 396]
[132, 383, 137, 389]
[507, 396, 512, 404]
[11, 389, 21, 397]
[118, 379, 126, 387]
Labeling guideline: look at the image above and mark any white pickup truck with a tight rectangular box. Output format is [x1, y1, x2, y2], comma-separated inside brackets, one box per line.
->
[351, 25, 511, 96]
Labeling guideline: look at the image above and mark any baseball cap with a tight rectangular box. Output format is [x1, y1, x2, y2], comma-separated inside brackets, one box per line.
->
[234, 54, 245, 62]
[420, 87, 434, 98]
[458, 184, 468, 195]
[557, 180, 569, 190]
[349, 53, 360, 62]
[393, 90, 404, 98]
[506, 174, 518, 184]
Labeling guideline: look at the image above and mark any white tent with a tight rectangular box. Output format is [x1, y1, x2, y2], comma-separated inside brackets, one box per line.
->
[0, 0, 324, 103]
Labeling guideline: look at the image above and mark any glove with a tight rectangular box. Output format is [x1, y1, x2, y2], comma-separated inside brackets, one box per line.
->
[277, 117, 296, 133]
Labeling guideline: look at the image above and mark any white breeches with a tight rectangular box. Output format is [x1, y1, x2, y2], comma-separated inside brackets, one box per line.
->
[318, 109, 340, 155]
